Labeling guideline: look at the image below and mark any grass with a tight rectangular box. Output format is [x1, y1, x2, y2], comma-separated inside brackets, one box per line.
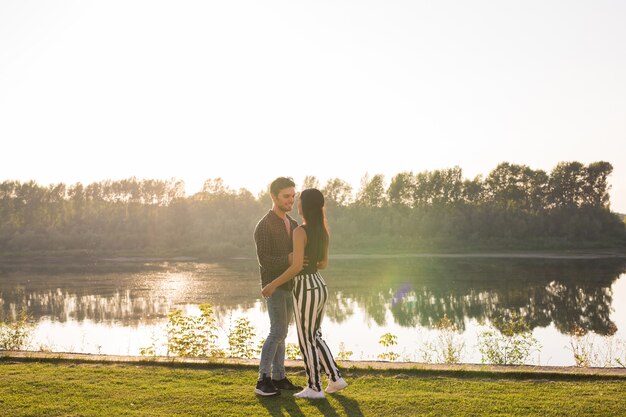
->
[1, 359, 626, 416]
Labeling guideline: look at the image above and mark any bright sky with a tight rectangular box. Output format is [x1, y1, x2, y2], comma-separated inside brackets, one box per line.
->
[1, 1, 625, 212]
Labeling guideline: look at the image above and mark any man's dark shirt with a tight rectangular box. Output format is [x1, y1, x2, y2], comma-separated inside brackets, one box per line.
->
[254, 210, 299, 291]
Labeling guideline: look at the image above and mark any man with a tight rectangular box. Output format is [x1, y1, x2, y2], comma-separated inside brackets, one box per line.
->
[253, 177, 303, 396]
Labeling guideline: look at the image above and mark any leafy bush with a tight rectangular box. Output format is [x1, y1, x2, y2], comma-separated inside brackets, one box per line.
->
[227, 318, 259, 359]
[378, 332, 399, 361]
[286, 343, 301, 360]
[336, 342, 353, 361]
[0, 311, 33, 351]
[420, 315, 465, 364]
[166, 304, 224, 357]
[478, 314, 540, 365]
[568, 325, 597, 367]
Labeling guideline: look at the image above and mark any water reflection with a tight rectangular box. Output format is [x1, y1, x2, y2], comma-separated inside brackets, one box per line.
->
[327, 257, 625, 336]
[1, 257, 625, 338]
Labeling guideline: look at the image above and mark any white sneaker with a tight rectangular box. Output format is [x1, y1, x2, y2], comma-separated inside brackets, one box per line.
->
[325, 377, 348, 394]
[293, 387, 325, 399]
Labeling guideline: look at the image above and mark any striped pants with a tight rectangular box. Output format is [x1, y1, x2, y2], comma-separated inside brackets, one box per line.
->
[292, 272, 342, 391]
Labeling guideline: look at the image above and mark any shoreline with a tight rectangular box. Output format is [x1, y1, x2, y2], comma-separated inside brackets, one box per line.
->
[1, 248, 625, 265]
[2, 350, 625, 378]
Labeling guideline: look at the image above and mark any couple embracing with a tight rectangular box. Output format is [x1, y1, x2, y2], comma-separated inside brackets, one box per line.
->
[253, 177, 348, 399]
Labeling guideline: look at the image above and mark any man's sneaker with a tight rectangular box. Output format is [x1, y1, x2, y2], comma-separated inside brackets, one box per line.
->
[294, 387, 325, 399]
[325, 377, 348, 394]
[272, 377, 303, 391]
[254, 374, 280, 396]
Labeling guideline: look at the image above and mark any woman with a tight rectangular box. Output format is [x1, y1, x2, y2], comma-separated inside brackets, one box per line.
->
[261, 188, 348, 399]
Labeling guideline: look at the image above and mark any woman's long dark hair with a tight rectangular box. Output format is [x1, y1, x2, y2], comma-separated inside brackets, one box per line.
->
[300, 188, 329, 262]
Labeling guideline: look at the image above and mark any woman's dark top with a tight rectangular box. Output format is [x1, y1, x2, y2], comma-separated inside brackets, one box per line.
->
[299, 224, 322, 275]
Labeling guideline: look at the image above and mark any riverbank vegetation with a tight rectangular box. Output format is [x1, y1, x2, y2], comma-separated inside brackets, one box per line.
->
[123, 304, 625, 368]
[3, 300, 625, 368]
[1, 360, 625, 416]
[1, 161, 625, 258]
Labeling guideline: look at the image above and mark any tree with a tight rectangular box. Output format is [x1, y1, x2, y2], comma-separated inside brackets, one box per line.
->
[201, 178, 233, 197]
[583, 161, 613, 208]
[547, 162, 586, 208]
[387, 172, 414, 207]
[411, 167, 463, 207]
[527, 169, 549, 212]
[355, 174, 385, 207]
[302, 175, 320, 190]
[436, 167, 463, 206]
[484, 163, 549, 212]
[412, 171, 430, 208]
[322, 178, 353, 207]
[485, 163, 526, 209]
[461, 176, 484, 205]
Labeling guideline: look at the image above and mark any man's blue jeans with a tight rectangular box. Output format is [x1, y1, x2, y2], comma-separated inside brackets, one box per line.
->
[259, 287, 293, 380]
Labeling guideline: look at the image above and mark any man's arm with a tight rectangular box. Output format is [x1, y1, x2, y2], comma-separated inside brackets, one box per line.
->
[261, 227, 306, 297]
[254, 220, 290, 271]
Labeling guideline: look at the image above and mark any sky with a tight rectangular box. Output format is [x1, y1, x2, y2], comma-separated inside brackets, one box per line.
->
[1, 1, 625, 212]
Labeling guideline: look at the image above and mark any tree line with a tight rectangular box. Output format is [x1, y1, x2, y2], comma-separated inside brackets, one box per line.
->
[1, 161, 625, 257]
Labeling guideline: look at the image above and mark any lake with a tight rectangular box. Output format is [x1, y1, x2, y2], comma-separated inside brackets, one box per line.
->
[1, 255, 625, 366]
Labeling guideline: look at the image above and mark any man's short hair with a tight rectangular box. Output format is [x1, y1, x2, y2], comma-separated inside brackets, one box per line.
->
[270, 177, 295, 196]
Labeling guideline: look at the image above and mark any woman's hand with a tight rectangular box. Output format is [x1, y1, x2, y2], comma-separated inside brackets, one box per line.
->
[261, 283, 275, 298]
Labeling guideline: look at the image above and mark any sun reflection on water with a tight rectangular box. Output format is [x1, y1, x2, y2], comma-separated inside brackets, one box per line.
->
[158, 272, 194, 297]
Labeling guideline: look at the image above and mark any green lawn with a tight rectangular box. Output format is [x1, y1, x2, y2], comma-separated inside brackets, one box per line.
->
[1, 360, 625, 416]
